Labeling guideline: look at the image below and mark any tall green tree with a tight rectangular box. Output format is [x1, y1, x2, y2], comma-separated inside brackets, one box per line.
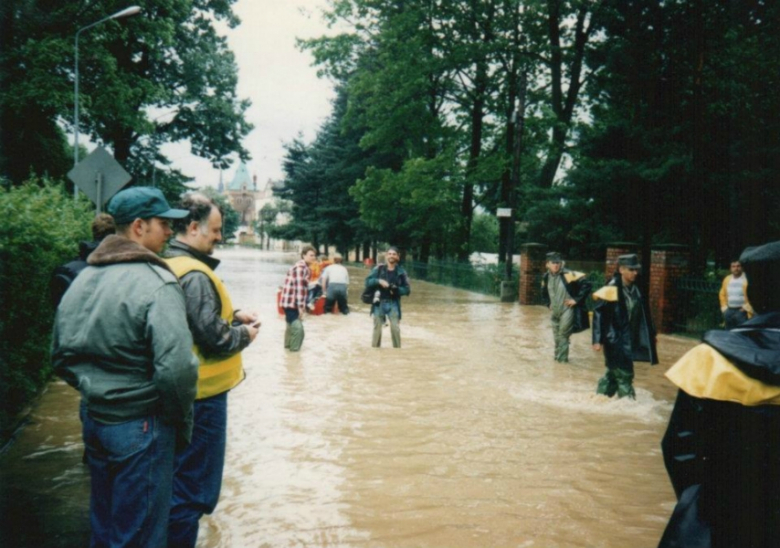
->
[0, 0, 252, 192]
[567, 0, 780, 267]
[275, 88, 373, 253]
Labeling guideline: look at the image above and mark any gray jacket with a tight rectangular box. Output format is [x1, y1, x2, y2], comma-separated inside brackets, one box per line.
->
[165, 240, 250, 359]
[52, 235, 199, 441]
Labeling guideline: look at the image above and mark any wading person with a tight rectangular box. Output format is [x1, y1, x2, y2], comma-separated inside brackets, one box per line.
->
[321, 253, 350, 314]
[281, 245, 317, 351]
[365, 247, 410, 348]
[164, 193, 260, 547]
[659, 241, 780, 548]
[540, 252, 592, 363]
[591, 253, 658, 399]
[718, 259, 752, 329]
[52, 187, 198, 547]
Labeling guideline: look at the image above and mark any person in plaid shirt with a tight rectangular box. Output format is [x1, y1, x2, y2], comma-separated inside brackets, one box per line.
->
[281, 245, 317, 351]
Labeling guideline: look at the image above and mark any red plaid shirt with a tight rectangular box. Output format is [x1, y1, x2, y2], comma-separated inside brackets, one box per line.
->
[280, 259, 311, 309]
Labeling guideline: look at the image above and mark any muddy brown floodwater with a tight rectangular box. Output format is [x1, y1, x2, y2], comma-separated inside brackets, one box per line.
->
[0, 247, 695, 548]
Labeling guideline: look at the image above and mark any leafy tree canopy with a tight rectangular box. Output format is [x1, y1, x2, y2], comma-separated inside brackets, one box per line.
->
[0, 0, 252, 197]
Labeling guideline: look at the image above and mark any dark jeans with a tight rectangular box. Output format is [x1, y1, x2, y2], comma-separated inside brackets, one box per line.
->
[325, 283, 349, 314]
[306, 285, 322, 306]
[169, 392, 228, 548]
[724, 307, 748, 330]
[83, 414, 176, 548]
[284, 308, 300, 324]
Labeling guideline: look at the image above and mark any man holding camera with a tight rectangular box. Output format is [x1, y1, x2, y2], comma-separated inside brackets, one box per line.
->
[365, 246, 411, 348]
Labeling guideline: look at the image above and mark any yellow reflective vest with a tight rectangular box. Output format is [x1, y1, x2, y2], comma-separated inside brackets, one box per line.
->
[166, 255, 244, 400]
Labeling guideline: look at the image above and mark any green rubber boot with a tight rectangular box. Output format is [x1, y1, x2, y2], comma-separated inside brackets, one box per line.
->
[288, 319, 305, 352]
[613, 368, 636, 400]
[596, 372, 618, 397]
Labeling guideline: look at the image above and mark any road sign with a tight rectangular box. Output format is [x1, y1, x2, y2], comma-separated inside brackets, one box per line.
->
[496, 208, 512, 217]
[67, 146, 131, 213]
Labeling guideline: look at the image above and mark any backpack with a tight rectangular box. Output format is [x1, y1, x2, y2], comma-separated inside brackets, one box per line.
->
[361, 265, 386, 304]
[50, 259, 88, 307]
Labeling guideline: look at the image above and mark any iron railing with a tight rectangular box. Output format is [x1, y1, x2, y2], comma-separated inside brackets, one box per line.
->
[671, 277, 722, 337]
[403, 259, 518, 297]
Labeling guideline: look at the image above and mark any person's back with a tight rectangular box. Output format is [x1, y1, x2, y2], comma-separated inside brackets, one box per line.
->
[322, 255, 350, 314]
[50, 213, 115, 307]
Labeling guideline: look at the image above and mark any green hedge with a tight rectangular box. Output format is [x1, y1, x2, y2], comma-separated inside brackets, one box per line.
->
[0, 180, 92, 441]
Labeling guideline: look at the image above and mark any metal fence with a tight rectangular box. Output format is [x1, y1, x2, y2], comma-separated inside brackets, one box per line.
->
[671, 277, 722, 337]
[404, 259, 518, 297]
[363, 258, 722, 337]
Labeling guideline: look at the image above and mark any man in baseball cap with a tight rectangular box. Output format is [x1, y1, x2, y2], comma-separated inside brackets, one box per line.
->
[108, 186, 189, 225]
[106, 187, 188, 254]
[53, 186, 198, 546]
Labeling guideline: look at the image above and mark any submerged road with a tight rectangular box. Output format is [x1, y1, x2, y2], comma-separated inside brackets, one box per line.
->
[0, 247, 694, 547]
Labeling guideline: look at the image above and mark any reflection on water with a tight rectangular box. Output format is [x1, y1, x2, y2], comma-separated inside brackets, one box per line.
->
[0, 247, 692, 547]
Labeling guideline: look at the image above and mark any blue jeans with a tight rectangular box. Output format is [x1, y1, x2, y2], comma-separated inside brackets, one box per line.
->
[83, 414, 176, 548]
[724, 307, 748, 330]
[168, 392, 228, 548]
[325, 283, 349, 314]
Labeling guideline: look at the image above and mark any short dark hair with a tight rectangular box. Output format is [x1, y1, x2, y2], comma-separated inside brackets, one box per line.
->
[92, 213, 116, 241]
[172, 193, 220, 234]
[301, 245, 316, 257]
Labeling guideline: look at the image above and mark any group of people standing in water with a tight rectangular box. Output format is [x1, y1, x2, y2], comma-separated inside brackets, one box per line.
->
[49, 183, 780, 548]
[542, 243, 780, 548]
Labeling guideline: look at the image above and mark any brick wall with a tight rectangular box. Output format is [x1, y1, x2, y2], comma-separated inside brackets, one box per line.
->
[519, 243, 547, 305]
[649, 245, 690, 334]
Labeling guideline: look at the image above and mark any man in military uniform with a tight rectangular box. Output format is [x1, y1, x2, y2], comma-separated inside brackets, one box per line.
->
[591, 254, 657, 399]
[541, 252, 591, 363]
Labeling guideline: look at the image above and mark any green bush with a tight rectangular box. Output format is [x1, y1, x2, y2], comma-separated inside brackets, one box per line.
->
[0, 179, 92, 440]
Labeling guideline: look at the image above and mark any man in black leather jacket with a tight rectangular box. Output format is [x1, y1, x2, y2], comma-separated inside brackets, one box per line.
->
[591, 254, 658, 399]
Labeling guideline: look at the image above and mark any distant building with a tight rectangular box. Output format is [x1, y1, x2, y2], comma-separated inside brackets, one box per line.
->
[222, 163, 262, 226]
[219, 163, 296, 250]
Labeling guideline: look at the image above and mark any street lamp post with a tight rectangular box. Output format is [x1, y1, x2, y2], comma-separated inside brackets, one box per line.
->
[73, 6, 141, 198]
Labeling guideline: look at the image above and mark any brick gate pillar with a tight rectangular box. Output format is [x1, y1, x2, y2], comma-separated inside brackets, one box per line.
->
[519, 243, 547, 305]
[649, 244, 690, 334]
[604, 242, 639, 279]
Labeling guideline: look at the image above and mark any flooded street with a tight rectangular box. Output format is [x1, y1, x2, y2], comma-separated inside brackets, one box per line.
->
[0, 247, 694, 547]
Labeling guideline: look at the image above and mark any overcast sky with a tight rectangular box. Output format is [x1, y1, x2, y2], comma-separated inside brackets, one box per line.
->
[162, 0, 337, 189]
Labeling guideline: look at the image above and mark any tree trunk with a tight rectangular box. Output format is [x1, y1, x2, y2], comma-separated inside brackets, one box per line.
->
[538, 1, 592, 188]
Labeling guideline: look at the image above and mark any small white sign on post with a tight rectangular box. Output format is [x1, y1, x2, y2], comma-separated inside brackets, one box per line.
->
[496, 208, 512, 218]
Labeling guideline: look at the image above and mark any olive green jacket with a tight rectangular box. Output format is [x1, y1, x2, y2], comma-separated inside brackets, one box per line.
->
[52, 235, 199, 442]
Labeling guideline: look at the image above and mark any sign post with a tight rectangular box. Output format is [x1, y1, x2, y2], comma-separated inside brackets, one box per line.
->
[68, 146, 131, 214]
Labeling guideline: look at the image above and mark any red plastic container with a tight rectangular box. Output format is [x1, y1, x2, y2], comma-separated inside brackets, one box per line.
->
[311, 296, 339, 316]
